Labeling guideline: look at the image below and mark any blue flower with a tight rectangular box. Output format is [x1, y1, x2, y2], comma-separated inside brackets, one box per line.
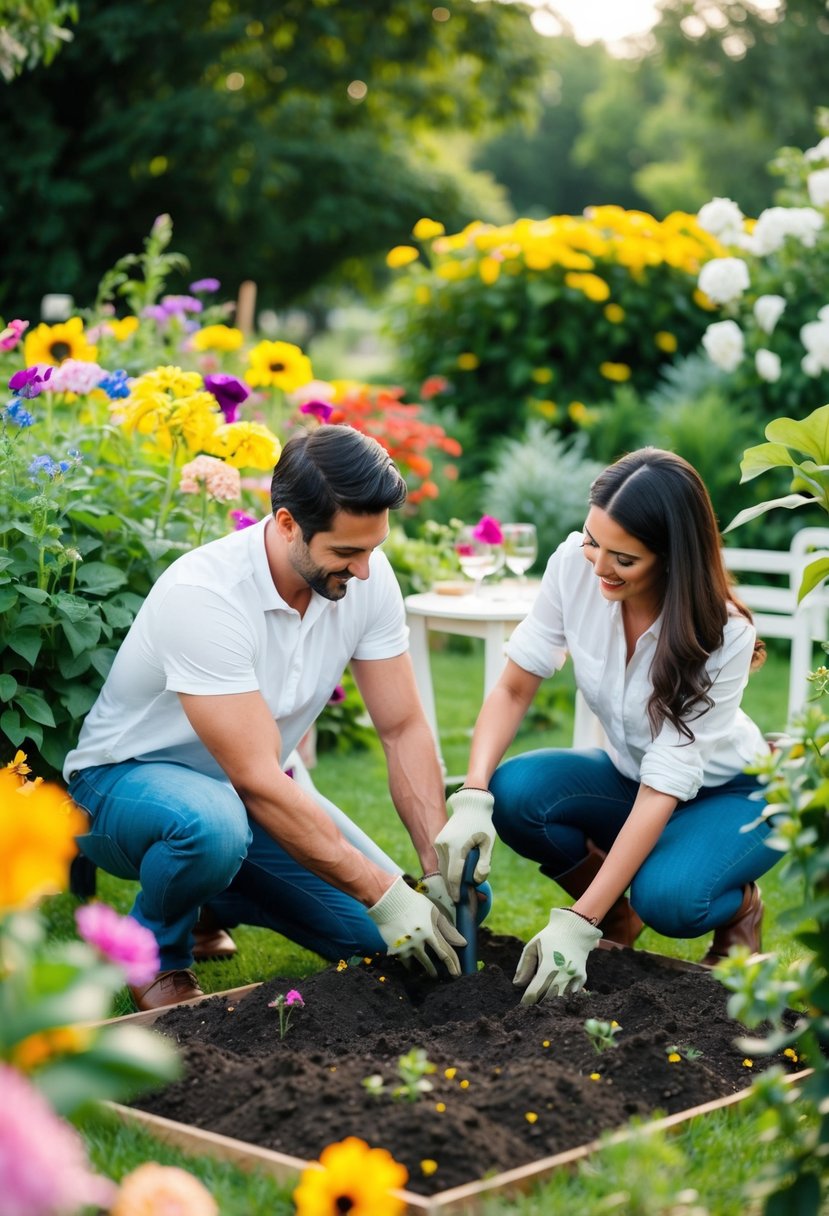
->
[4, 398, 35, 428]
[28, 454, 66, 480]
[98, 369, 130, 399]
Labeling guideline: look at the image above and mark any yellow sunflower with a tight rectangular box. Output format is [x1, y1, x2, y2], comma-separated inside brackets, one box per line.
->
[293, 1137, 408, 1216]
[244, 340, 313, 392]
[0, 764, 87, 913]
[208, 420, 282, 470]
[190, 324, 245, 353]
[24, 317, 98, 366]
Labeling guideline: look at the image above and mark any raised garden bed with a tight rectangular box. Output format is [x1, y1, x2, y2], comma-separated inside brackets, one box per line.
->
[119, 932, 802, 1210]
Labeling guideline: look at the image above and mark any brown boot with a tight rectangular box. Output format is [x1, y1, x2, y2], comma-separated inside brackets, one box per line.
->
[192, 906, 237, 961]
[700, 883, 763, 967]
[548, 847, 645, 948]
[129, 969, 205, 1012]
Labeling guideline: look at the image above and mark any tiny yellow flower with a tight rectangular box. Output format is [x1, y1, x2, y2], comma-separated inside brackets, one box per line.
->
[590, 1072, 601, 1081]
[386, 245, 419, 269]
[693, 287, 717, 311]
[444, 1067, 457, 1079]
[379, 976, 386, 983]
[363, 957, 373, 965]
[524, 1112, 538, 1124]
[336, 960, 348, 972]
[668, 1052, 682, 1063]
[420, 1159, 439, 1177]
[564, 271, 610, 302]
[783, 1048, 799, 1062]
[599, 361, 632, 382]
[604, 302, 625, 324]
[542, 1040, 551, 1048]
[459, 1079, 470, 1089]
[413, 218, 445, 240]
[456, 352, 479, 371]
[655, 330, 678, 353]
[107, 316, 140, 341]
[5, 750, 31, 776]
[435, 1102, 446, 1113]
[743, 1058, 754, 1068]
[414, 285, 432, 306]
[531, 367, 554, 384]
[479, 256, 501, 285]
[532, 399, 558, 421]
[610, 1021, 620, 1029]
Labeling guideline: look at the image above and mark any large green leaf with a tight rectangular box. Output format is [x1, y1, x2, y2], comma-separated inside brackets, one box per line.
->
[60, 684, 99, 719]
[5, 629, 42, 666]
[0, 709, 42, 749]
[0, 673, 19, 700]
[54, 591, 91, 622]
[766, 405, 829, 463]
[723, 494, 812, 533]
[15, 690, 57, 728]
[739, 441, 799, 482]
[0, 587, 19, 611]
[798, 556, 829, 603]
[74, 561, 129, 595]
[61, 616, 103, 657]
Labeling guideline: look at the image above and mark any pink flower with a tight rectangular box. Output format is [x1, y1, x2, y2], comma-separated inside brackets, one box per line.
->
[285, 989, 305, 1007]
[47, 359, 105, 394]
[472, 515, 503, 545]
[0, 319, 28, 352]
[179, 455, 241, 503]
[0, 1063, 117, 1215]
[75, 903, 159, 986]
[299, 399, 334, 424]
[110, 1163, 217, 1216]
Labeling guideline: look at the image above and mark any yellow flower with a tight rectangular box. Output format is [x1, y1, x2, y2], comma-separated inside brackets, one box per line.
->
[435, 1102, 446, 1112]
[5, 750, 31, 776]
[599, 361, 632, 382]
[564, 272, 611, 302]
[0, 767, 87, 913]
[420, 1159, 438, 1176]
[293, 1136, 408, 1216]
[245, 340, 313, 392]
[667, 1052, 682, 1063]
[24, 317, 98, 366]
[444, 1067, 457, 1079]
[190, 324, 245, 353]
[119, 371, 221, 456]
[590, 1072, 601, 1081]
[459, 1079, 470, 1089]
[414, 285, 432, 306]
[412, 218, 445, 240]
[604, 303, 625, 324]
[479, 256, 501, 285]
[743, 1058, 754, 1068]
[655, 331, 678, 353]
[105, 316, 140, 341]
[386, 245, 420, 269]
[11, 1026, 93, 1072]
[542, 1040, 551, 1048]
[110, 1164, 218, 1216]
[525, 1112, 538, 1124]
[531, 367, 553, 384]
[532, 399, 558, 421]
[693, 287, 717, 311]
[208, 420, 282, 471]
[456, 353, 479, 371]
[783, 1048, 799, 1062]
[336, 960, 348, 972]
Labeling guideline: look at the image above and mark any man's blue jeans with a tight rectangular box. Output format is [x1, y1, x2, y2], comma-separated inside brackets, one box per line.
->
[69, 761, 392, 970]
[489, 748, 780, 937]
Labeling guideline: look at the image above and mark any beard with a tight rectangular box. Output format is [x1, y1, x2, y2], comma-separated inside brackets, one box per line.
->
[289, 541, 351, 602]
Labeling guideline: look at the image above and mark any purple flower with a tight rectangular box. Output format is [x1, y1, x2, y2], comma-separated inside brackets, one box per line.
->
[328, 684, 346, 705]
[472, 515, 504, 545]
[230, 509, 259, 530]
[142, 304, 169, 323]
[9, 364, 53, 398]
[161, 294, 203, 316]
[190, 277, 221, 293]
[204, 372, 250, 421]
[75, 903, 160, 986]
[299, 399, 334, 424]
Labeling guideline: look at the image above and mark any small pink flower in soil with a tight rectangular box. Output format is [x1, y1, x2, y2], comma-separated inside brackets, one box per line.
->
[75, 902, 159, 985]
[285, 989, 305, 1007]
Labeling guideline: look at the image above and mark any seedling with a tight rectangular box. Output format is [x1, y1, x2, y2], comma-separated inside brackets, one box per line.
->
[362, 1047, 436, 1102]
[583, 1018, 621, 1053]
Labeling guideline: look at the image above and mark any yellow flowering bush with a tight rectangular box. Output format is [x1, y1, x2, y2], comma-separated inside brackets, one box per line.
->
[386, 208, 726, 456]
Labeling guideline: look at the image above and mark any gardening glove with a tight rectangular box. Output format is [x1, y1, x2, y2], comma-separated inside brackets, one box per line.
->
[368, 876, 466, 979]
[514, 908, 602, 1006]
[435, 787, 496, 902]
[414, 872, 494, 928]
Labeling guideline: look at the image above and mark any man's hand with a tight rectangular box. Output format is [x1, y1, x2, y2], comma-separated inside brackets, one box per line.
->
[416, 872, 455, 922]
[514, 909, 602, 1005]
[368, 876, 466, 978]
[434, 788, 496, 902]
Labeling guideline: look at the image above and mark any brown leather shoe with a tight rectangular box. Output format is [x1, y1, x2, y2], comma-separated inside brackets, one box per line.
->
[129, 969, 205, 1012]
[192, 907, 237, 961]
[700, 883, 763, 967]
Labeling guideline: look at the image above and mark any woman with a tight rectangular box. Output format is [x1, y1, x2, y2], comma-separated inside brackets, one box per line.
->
[434, 448, 778, 1004]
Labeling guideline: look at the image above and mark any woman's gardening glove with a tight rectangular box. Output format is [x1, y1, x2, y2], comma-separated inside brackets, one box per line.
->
[368, 876, 466, 978]
[416, 872, 494, 926]
[514, 909, 602, 1005]
[434, 787, 496, 902]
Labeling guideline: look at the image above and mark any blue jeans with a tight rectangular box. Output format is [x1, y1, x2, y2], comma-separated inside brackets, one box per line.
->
[69, 760, 391, 970]
[489, 748, 780, 937]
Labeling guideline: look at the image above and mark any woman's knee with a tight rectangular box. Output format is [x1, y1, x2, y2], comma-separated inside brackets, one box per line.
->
[630, 872, 706, 938]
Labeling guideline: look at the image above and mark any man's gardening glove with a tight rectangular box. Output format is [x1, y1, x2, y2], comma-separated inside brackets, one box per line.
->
[434, 787, 496, 902]
[412, 872, 494, 927]
[368, 876, 466, 978]
[513, 908, 602, 1005]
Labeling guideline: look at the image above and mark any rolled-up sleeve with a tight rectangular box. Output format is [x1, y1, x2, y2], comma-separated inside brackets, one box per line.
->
[639, 618, 758, 801]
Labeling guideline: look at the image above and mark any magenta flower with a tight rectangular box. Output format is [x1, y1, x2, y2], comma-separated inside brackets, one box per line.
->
[204, 372, 251, 422]
[299, 399, 334, 424]
[0, 318, 28, 352]
[9, 364, 53, 398]
[472, 515, 504, 545]
[285, 989, 305, 1007]
[75, 903, 159, 986]
[327, 684, 346, 705]
[230, 509, 259, 530]
[268, 989, 305, 1037]
[0, 1064, 117, 1215]
[190, 278, 221, 293]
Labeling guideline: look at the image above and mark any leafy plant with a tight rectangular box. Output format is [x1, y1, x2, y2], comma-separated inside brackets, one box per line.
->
[362, 1047, 436, 1103]
[583, 1018, 621, 1054]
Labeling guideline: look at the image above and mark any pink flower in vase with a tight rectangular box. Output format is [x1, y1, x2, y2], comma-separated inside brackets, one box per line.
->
[472, 515, 504, 545]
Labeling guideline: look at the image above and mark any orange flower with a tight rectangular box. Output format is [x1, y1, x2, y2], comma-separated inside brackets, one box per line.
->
[110, 1163, 218, 1216]
[0, 764, 86, 912]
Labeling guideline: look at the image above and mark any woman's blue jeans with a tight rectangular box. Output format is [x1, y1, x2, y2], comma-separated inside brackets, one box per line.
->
[489, 748, 780, 937]
[68, 761, 392, 970]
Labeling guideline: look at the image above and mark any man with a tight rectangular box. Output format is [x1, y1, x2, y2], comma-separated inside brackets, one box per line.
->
[65, 425, 464, 1010]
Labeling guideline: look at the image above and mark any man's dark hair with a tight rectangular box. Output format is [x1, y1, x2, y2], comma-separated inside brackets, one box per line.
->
[270, 425, 407, 540]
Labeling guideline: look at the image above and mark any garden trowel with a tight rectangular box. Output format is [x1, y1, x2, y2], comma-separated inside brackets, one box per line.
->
[455, 846, 480, 975]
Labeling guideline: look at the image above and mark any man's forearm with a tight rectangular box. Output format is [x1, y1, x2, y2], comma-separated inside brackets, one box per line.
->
[380, 718, 447, 874]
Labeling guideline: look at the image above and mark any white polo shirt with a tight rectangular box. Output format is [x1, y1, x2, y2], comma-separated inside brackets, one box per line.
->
[506, 532, 768, 802]
[63, 517, 408, 781]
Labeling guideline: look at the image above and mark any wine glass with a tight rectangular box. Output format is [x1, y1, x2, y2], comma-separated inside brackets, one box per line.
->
[454, 525, 504, 595]
[502, 523, 538, 582]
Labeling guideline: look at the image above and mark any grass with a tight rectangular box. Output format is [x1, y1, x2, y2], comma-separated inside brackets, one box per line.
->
[43, 641, 807, 1213]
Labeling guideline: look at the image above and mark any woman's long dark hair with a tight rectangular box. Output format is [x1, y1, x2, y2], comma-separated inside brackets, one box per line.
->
[589, 448, 763, 741]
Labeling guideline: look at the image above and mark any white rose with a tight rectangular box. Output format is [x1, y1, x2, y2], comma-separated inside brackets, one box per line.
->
[702, 320, 745, 372]
[696, 197, 745, 243]
[697, 257, 750, 305]
[755, 349, 782, 383]
[807, 169, 829, 209]
[802, 353, 823, 377]
[801, 318, 829, 371]
[819, 304, 829, 323]
[753, 294, 786, 334]
[805, 136, 829, 164]
[750, 206, 824, 255]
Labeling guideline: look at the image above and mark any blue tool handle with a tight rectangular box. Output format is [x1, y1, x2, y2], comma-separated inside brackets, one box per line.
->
[455, 846, 480, 976]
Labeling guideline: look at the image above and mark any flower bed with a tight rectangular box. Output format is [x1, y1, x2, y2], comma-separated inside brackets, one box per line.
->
[125, 932, 802, 1203]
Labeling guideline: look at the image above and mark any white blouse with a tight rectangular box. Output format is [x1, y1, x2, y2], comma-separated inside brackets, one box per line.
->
[505, 532, 768, 802]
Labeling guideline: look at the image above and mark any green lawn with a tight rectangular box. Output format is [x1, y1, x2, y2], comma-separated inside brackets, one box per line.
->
[44, 642, 807, 1214]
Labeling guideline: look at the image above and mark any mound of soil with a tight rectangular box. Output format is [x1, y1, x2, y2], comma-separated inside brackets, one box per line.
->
[135, 933, 798, 1196]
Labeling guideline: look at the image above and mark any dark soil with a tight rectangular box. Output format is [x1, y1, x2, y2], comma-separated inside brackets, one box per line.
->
[134, 933, 799, 1196]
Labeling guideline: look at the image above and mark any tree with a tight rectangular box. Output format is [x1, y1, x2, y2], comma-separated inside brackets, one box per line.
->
[0, 0, 76, 81]
[0, 0, 544, 318]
